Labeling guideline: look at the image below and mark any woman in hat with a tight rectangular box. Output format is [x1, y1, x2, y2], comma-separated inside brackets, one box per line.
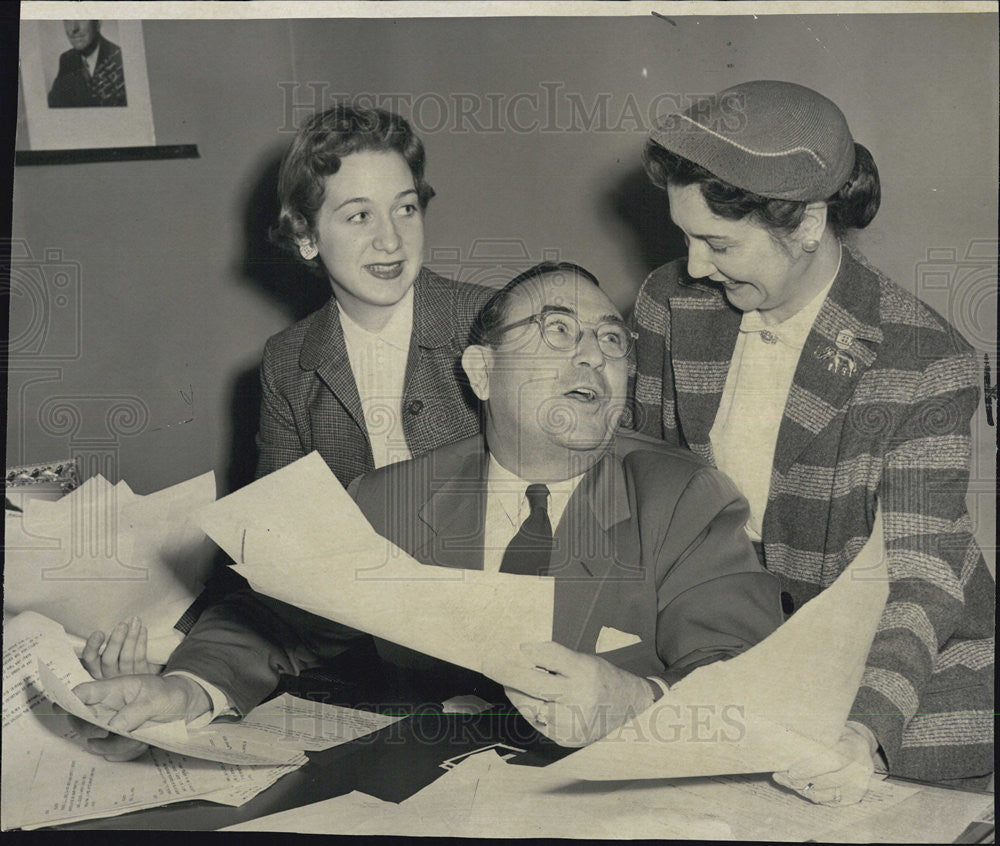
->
[631, 80, 993, 801]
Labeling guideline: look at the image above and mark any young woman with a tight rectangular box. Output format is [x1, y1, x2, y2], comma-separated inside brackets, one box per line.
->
[631, 80, 993, 800]
[261, 103, 491, 485]
[78, 105, 492, 709]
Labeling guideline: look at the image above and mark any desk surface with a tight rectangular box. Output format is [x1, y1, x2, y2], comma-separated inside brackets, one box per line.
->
[55, 707, 564, 831]
[52, 702, 993, 840]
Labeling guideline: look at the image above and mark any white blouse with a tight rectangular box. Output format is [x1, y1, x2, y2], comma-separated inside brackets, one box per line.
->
[338, 287, 415, 470]
[710, 259, 840, 541]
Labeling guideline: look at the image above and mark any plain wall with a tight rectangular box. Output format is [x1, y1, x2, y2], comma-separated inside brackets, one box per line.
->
[9, 13, 998, 560]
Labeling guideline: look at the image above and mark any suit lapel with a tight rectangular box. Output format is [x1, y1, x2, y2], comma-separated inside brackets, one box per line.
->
[298, 299, 368, 437]
[771, 247, 883, 475]
[668, 281, 741, 465]
[414, 438, 488, 570]
[410, 441, 638, 650]
[551, 451, 637, 652]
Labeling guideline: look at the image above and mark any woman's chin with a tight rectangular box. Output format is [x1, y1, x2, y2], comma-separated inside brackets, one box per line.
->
[722, 284, 762, 312]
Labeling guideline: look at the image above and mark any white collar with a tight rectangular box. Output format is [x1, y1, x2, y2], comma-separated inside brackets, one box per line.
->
[486, 451, 585, 526]
[337, 286, 415, 353]
[739, 245, 842, 350]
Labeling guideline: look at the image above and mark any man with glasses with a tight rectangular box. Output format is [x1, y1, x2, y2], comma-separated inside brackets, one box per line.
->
[75, 262, 781, 756]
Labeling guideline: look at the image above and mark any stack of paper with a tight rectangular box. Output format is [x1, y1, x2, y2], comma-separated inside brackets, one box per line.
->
[1, 612, 302, 831]
[5, 471, 216, 664]
[197, 452, 555, 674]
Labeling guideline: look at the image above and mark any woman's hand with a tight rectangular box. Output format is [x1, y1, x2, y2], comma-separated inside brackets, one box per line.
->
[81, 617, 163, 679]
[772, 722, 877, 805]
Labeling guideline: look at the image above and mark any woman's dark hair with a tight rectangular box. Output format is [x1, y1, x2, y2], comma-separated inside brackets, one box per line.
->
[642, 140, 881, 239]
[271, 104, 435, 269]
[471, 261, 603, 347]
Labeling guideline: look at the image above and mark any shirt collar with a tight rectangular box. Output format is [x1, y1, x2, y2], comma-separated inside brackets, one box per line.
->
[486, 452, 585, 524]
[337, 286, 414, 352]
[739, 246, 842, 350]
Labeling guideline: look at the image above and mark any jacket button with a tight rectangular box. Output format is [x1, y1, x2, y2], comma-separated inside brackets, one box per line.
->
[406, 400, 424, 415]
[780, 591, 795, 616]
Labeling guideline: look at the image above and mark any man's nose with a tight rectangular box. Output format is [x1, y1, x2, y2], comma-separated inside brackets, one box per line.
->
[571, 328, 606, 368]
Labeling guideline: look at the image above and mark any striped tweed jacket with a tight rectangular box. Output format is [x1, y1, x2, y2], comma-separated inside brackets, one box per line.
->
[630, 246, 994, 785]
[256, 267, 492, 486]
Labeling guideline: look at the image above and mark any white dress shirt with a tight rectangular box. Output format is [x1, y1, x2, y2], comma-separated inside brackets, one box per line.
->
[85, 50, 99, 75]
[710, 256, 840, 541]
[482, 454, 584, 573]
[338, 287, 414, 470]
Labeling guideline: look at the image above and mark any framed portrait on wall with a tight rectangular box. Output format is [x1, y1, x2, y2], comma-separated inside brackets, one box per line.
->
[17, 19, 156, 152]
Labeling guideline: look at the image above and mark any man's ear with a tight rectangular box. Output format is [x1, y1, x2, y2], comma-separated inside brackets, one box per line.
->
[462, 345, 492, 401]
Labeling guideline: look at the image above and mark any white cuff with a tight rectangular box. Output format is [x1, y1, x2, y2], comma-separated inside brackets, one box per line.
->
[646, 676, 670, 700]
[163, 670, 237, 728]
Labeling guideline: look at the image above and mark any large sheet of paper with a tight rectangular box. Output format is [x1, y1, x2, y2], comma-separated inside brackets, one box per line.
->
[1, 612, 302, 831]
[197, 452, 555, 674]
[225, 748, 922, 840]
[548, 510, 890, 780]
[5, 472, 216, 664]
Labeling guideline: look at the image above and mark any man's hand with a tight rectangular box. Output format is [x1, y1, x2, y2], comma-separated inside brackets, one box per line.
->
[81, 617, 163, 679]
[66, 711, 151, 762]
[482, 641, 655, 747]
[772, 723, 877, 805]
[72, 674, 211, 735]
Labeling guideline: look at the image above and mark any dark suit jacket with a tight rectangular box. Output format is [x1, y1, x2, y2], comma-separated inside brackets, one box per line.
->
[256, 268, 492, 487]
[166, 433, 782, 716]
[48, 36, 126, 108]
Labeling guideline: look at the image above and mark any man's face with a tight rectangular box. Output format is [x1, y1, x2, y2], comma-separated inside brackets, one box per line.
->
[63, 21, 99, 54]
[474, 272, 630, 478]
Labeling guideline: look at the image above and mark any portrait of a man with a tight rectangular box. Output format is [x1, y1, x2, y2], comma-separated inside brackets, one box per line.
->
[47, 19, 127, 108]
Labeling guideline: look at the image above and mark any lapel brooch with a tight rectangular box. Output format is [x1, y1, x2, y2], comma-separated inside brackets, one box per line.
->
[813, 329, 858, 377]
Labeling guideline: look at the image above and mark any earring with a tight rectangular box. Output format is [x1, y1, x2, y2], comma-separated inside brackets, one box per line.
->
[298, 242, 318, 260]
[802, 239, 819, 253]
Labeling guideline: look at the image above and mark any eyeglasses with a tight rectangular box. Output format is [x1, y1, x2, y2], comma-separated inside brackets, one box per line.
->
[494, 310, 637, 359]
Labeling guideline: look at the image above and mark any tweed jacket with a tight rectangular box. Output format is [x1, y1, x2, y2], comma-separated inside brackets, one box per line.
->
[166, 433, 783, 716]
[630, 246, 994, 783]
[255, 267, 492, 486]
